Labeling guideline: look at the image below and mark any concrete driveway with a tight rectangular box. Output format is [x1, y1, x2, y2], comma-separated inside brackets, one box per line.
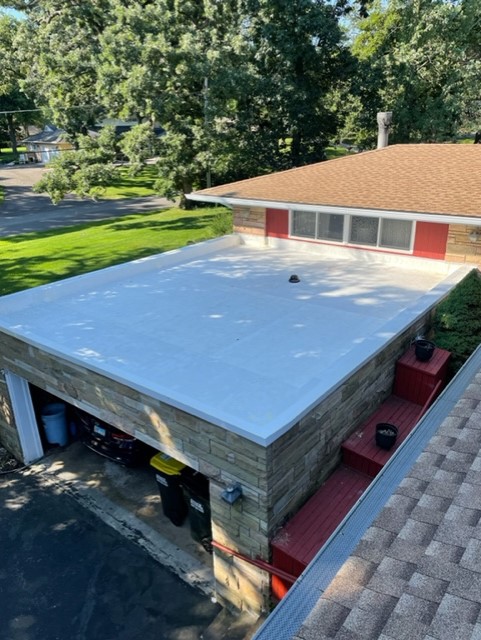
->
[0, 470, 221, 640]
[0, 164, 172, 237]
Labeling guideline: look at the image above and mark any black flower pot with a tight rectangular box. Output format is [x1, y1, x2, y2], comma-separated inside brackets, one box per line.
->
[414, 339, 435, 362]
[375, 423, 398, 450]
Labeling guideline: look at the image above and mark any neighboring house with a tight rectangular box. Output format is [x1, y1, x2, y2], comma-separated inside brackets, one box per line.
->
[21, 120, 164, 164]
[0, 142, 478, 617]
[189, 144, 481, 266]
[21, 124, 73, 164]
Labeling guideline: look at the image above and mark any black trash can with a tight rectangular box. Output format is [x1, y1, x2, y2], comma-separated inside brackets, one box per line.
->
[182, 470, 212, 553]
[150, 453, 188, 526]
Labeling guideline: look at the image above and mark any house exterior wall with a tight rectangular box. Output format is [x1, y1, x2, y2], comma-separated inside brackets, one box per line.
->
[232, 206, 266, 237]
[236, 207, 481, 265]
[412, 222, 448, 260]
[445, 224, 481, 265]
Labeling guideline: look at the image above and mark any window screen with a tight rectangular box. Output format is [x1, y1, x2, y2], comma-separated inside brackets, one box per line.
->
[292, 211, 316, 238]
[317, 213, 344, 242]
[380, 219, 412, 250]
[349, 216, 379, 246]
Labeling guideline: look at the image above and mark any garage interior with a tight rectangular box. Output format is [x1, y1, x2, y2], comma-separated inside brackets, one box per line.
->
[28, 383, 214, 583]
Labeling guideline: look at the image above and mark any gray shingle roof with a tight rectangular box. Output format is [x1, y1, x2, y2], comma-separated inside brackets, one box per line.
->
[254, 347, 481, 640]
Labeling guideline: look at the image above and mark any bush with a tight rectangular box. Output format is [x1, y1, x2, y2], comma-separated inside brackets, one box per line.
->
[432, 269, 481, 373]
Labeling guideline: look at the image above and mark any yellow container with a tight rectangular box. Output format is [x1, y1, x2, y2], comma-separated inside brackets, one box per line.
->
[150, 452, 186, 476]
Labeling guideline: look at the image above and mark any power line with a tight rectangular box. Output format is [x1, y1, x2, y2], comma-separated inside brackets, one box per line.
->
[0, 105, 101, 115]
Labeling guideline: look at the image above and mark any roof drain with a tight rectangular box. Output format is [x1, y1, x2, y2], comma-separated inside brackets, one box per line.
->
[377, 111, 393, 148]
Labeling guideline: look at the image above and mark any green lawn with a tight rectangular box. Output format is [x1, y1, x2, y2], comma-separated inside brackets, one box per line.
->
[0, 145, 26, 164]
[0, 205, 232, 296]
[101, 165, 159, 199]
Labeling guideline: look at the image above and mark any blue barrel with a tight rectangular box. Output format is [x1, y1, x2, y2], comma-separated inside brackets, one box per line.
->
[41, 403, 68, 447]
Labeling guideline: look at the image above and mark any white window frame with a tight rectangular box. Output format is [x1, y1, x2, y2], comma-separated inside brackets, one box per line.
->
[289, 210, 415, 253]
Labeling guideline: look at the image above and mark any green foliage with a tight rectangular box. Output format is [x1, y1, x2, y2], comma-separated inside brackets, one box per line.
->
[209, 210, 233, 237]
[33, 127, 117, 203]
[119, 123, 160, 176]
[345, 0, 481, 147]
[432, 270, 481, 374]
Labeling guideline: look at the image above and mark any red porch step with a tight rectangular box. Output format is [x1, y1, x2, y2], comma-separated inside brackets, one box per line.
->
[341, 395, 423, 477]
[271, 465, 371, 600]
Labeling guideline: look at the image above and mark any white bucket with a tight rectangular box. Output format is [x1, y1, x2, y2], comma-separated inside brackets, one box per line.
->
[41, 403, 68, 447]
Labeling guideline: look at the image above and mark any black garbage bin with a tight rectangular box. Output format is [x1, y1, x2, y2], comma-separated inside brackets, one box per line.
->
[150, 453, 188, 526]
[183, 470, 212, 553]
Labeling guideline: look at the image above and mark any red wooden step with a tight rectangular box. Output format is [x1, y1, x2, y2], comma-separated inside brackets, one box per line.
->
[341, 395, 423, 477]
[271, 466, 371, 600]
[393, 345, 451, 404]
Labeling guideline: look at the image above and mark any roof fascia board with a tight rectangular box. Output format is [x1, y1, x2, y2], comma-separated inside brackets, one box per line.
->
[187, 193, 481, 226]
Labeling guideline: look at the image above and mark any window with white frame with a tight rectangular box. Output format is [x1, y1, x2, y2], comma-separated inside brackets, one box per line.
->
[290, 210, 413, 251]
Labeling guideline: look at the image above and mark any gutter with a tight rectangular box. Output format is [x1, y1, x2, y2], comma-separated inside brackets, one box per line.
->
[186, 193, 481, 227]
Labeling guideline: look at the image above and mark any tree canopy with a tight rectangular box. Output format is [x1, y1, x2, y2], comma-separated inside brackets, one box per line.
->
[2, 0, 480, 203]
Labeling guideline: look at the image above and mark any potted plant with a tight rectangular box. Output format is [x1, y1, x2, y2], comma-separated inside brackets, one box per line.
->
[375, 423, 398, 450]
[414, 339, 436, 362]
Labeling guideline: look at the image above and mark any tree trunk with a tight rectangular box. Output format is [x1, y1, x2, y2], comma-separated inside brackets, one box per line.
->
[180, 178, 194, 209]
[6, 114, 17, 155]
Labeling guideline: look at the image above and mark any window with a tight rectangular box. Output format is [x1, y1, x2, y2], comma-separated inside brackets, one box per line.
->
[379, 218, 412, 250]
[317, 213, 344, 242]
[290, 210, 413, 252]
[291, 211, 344, 242]
[291, 211, 316, 239]
[349, 216, 379, 246]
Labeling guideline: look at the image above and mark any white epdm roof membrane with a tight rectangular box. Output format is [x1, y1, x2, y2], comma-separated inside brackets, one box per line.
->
[0, 235, 469, 445]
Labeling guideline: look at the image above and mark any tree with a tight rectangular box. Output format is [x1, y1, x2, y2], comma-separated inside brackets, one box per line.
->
[0, 14, 37, 155]
[15, 0, 109, 136]
[33, 126, 117, 203]
[345, 0, 481, 147]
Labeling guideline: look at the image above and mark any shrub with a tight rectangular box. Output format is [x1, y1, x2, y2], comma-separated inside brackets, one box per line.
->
[432, 269, 481, 374]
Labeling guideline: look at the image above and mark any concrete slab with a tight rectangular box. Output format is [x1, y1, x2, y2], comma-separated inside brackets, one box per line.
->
[0, 236, 470, 444]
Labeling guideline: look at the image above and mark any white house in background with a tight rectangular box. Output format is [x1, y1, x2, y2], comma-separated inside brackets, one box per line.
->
[22, 124, 73, 164]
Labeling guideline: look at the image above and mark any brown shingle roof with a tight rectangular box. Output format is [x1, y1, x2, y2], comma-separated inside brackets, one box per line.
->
[193, 144, 481, 218]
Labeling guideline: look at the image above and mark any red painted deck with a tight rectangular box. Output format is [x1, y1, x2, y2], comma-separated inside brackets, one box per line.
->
[270, 344, 451, 601]
[341, 395, 423, 477]
[393, 345, 451, 405]
[271, 466, 371, 599]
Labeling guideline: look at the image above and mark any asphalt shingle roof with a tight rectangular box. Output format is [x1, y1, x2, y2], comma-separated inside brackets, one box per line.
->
[291, 370, 481, 640]
[194, 144, 481, 218]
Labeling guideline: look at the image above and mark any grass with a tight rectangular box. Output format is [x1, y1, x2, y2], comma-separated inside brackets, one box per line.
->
[325, 145, 351, 160]
[101, 165, 159, 199]
[0, 205, 232, 296]
[0, 145, 26, 164]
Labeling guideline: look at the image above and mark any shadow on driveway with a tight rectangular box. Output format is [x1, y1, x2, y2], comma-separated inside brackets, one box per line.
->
[0, 471, 220, 640]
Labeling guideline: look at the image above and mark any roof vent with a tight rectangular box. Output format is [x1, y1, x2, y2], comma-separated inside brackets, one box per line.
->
[289, 274, 300, 283]
[377, 112, 393, 149]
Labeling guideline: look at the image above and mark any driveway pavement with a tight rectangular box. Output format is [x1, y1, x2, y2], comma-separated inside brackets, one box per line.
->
[0, 470, 221, 640]
[0, 164, 172, 237]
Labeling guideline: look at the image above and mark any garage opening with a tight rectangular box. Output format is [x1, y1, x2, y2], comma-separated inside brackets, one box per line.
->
[17, 380, 214, 573]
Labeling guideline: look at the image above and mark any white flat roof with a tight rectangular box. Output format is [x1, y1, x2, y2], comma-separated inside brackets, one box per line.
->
[0, 235, 469, 445]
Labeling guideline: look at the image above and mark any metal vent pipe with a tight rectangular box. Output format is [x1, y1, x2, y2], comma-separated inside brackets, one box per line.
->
[377, 111, 393, 148]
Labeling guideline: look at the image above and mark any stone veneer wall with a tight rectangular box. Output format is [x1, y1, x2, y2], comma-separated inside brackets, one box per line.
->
[0, 332, 270, 614]
[0, 306, 432, 614]
[445, 224, 481, 265]
[232, 206, 266, 237]
[264, 310, 434, 535]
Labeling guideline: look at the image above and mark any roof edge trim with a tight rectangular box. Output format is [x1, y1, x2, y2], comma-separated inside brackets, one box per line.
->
[187, 193, 481, 226]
